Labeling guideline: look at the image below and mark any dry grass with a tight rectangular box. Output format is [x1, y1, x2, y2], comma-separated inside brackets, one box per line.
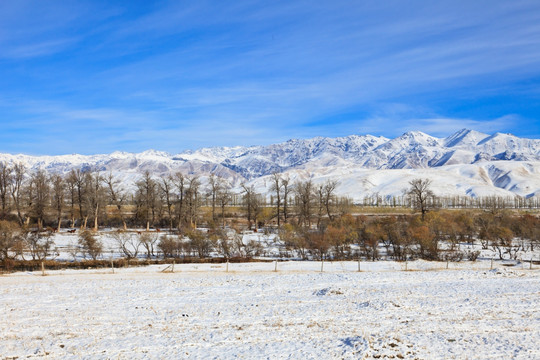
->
[0, 256, 267, 273]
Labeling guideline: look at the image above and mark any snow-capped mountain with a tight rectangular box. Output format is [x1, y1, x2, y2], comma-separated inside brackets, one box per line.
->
[1, 129, 539, 200]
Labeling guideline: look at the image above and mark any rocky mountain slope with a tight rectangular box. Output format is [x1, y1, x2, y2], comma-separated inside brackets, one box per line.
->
[1, 129, 539, 200]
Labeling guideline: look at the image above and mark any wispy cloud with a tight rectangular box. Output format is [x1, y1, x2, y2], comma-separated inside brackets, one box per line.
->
[2, 38, 78, 59]
[0, 0, 539, 154]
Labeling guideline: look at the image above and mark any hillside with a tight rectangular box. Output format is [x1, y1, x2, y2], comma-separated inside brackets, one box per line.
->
[1, 129, 539, 200]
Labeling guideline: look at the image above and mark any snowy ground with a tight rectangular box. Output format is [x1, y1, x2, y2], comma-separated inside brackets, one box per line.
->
[1, 262, 539, 359]
[41, 230, 540, 263]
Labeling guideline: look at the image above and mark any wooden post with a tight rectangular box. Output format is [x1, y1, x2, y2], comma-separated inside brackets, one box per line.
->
[320, 258, 324, 272]
[172, 260, 175, 273]
[405, 260, 408, 271]
[531, 257, 533, 270]
[357, 258, 361, 272]
[226, 260, 229, 273]
[41, 261, 45, 276]
[446, 260, 449, 269]
[111, 257, 114, 274]
[490, 258, 493, 270]
[274, 260, 277, 272]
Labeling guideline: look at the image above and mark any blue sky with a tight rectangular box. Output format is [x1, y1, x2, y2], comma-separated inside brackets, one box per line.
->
[1, 0, 539, 155]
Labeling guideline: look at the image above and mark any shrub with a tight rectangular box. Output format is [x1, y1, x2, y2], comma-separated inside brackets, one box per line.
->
[158, 235, 182, 258]
[466, 250, 480, 262]
[442, 250, 464, 262]
[78, 230, 103, 260]
[0, 221, 22, 261]
[186, 230, 212, 258]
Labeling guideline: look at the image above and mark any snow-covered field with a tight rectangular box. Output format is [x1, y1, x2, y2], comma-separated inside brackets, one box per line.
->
[36, 230, 540, 264]
[1, 262, 539, 359]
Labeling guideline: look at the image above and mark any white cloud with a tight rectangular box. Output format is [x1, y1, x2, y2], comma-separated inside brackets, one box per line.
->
[1, 1, 539, 154]
[2, 38, 78, 59]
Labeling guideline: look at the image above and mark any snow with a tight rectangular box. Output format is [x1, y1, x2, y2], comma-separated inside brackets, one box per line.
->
[1, 262, 539, 359]
[247, 160, 540, 200]
[1, 129, 539, 198]
[32, 226, 540, 267]
[443, 129, 490, 148]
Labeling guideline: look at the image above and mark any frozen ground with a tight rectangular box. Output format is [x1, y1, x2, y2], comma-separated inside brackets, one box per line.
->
[1, 262, 539, 359]
[40, 230, 540, 263]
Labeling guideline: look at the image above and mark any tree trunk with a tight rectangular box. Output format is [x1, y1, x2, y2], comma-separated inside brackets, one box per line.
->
[222, 206, 226, 228]
[16, 209, 23, 226]
[212, 194, 216, 222]
[93, 204, 99, 231]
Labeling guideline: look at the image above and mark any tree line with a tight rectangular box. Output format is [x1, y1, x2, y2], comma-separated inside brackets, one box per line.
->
[277, 208, 539, 262]
[0, 163, 539, 264]
[0, 162, 354, 232]
[0, 162, 538, 232]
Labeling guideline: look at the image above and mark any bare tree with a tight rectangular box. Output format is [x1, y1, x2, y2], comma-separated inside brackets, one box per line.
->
[323, 180, 339, 221]
[295, 180, 315, 228]
[9, 163, 25, 226]
[207, 174, 222, 222]
[316, 184, 325, 229]
[65, 171, 77, 228]
[136, 171, 157, 231]
[282, 176, 291, 224]
[216, 179, 232, 228]
[139, 232, 159, 258]
[159, 176, 174, 230]
[407, 178, 434, 221]
[84, 170, 105, 232]
[50, 173, 65, 232]
[0, 162, 12, 219]
[241, 183, 261, 230]
[490, 226, 516, 260]
[270, 173, 283, 227]
[104, 173, 128, 230]
[185, 176, 201, 228]
[112, 232, 140, 259]
[172, 172, 186, 230]
[68, 169, 87, 228]
[30, 169, 49, 230]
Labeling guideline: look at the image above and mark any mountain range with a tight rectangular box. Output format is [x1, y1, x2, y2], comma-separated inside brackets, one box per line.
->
[1, 129, 539, 200]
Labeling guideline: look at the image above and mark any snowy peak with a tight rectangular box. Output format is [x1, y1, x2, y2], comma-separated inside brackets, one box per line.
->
[476, 132, 540, 159]
[395, 131, 441, 147]
[444, 129, 490, 148]
[137, 149, 171, 158]
[0, 130, 539, 198]
[171, 134, 390, 178]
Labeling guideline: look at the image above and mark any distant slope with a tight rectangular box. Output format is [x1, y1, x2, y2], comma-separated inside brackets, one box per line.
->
[0, 129, 539, 199]
[247, 160, 540, 201]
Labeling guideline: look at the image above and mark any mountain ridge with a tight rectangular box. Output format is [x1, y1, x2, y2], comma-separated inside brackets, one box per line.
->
[1, 129, 539, 200]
